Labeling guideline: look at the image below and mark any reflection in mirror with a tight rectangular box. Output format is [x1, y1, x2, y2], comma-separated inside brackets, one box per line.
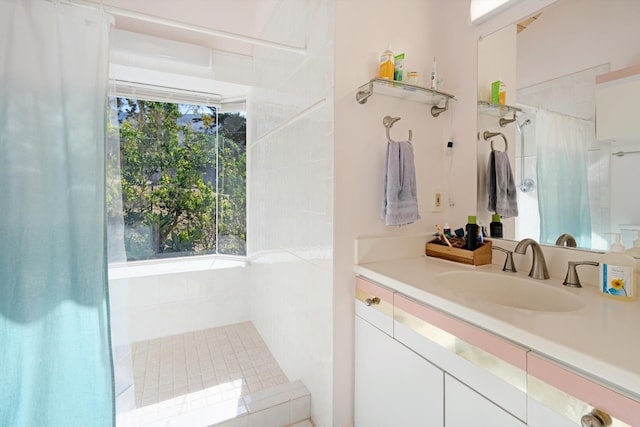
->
[477, 0, 640, 252]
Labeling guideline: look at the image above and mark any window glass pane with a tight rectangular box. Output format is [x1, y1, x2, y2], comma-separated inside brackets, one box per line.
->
[217, 112, 247, 256]
[109, 97, 246, 261]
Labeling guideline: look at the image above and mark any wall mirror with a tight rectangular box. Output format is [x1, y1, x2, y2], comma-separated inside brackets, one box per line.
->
[477, 0, 640, 252]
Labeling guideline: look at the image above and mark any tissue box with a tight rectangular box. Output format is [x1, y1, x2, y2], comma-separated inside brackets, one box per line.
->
[491, 80, 501, 104]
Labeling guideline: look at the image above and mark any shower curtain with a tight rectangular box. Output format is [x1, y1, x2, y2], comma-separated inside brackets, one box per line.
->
[0, 1, 114, 426]
[536, 109, 592, 248]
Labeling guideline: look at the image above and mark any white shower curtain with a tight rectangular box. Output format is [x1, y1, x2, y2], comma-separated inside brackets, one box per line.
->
[0, 1, 114, 425]
[536, 110, 592, 248]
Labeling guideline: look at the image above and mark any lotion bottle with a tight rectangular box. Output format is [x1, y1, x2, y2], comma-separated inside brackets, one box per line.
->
[599, 233, 637, 301]
[625, 230, 640, 259]
[379, 46, 395, 80]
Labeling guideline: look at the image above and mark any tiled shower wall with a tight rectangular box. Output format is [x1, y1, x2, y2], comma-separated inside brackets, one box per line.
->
[247, 1, 335, 426]
[124, 266, 252, 343]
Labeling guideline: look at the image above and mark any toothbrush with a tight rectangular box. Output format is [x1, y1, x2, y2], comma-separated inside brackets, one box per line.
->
[431, 57, 437, 90]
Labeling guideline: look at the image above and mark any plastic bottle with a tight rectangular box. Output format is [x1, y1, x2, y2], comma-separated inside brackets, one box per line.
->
[490, 214, 503, 238]
[394, 53, 405, 81]
[599, 233, 637, 301]
[499, 81, 506, 104]
[625, 230, 640, 259]
[465, 216, 478, 251]
[379, 46, 395, 80]
[443, 223, 452, 238]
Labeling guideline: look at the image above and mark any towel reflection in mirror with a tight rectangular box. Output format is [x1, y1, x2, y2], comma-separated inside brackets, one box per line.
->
[486, 132, 518, 218]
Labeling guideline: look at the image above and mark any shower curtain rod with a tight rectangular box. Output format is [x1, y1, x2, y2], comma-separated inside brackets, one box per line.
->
[516, 103, 593, 122]
[58, 0, 308, 55]
[612, 150, 640, 157]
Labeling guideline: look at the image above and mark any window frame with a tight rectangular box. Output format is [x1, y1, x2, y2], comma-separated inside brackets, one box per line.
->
[108, 81, 247, 266]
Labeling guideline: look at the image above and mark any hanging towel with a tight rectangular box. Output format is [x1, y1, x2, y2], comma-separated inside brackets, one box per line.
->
[382, 140, 420, 226]
[487, 150, 518, 218]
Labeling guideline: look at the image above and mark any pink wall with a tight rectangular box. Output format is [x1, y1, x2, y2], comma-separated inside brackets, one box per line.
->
[333, 1, 558, 425]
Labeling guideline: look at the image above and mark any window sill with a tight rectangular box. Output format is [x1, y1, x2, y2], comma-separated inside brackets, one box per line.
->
[108, 254, 248, 279]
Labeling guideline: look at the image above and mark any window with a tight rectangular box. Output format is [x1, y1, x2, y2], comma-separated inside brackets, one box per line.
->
[108, 96, 246, 261]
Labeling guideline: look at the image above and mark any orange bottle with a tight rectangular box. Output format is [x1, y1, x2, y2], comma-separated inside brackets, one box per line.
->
[379, 46, 394, 80]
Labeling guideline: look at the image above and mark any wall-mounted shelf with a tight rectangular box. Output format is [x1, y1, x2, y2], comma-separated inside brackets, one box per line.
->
[478, 101, 523, 127]
[477, 101, 522, 117]
[356, 78, 456, 117]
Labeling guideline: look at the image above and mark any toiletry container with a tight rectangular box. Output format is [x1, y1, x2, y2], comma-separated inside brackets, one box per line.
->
[499, 81, 506, 104]
[394, 53, 404, 81]
[626, 230, 640, 259]
[406, 71, 419, 84]
[443, 223, 451, 238]
[477, 221, 485, 243]
[599, 233, 637, 301]
[490, 214, 503, 238]
[465, 216, 478, 251]
[491, 80, 501, 104]
[379, 46, 394, 80]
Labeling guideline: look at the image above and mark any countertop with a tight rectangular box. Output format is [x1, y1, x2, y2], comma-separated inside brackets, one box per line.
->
[354, 254, 640, 400]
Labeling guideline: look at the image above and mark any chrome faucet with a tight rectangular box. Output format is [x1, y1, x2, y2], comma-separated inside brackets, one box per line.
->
[514, 238, 550, 280]
[492, 246, 517, 273]
[555, 233, 577, 248]
[563, 261, 599, 287]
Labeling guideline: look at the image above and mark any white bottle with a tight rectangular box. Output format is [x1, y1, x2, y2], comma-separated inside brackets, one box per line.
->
[626, 230, 640, 259]
[599, 233, 637, 301]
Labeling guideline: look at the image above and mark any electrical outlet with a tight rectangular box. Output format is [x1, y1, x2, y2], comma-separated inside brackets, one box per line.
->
[432, 191, 443, 212]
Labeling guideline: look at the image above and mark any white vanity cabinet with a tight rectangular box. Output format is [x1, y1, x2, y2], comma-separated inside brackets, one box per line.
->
[393, 293, 528, 423]
[355, 278, 444, 427]
[445, 374, 525, 427]
[354, 275, 640, 427]
[527, 353, 640, 427]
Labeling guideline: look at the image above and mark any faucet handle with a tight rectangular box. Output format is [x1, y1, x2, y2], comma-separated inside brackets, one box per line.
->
[493, 246, 517, 273]
[563, 261, 599, 288]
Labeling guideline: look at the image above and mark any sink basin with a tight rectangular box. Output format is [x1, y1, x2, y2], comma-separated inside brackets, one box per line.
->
[436, 271, 584, 312]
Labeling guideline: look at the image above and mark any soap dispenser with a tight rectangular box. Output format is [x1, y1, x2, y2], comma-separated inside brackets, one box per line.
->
[599, 233, 637, 301]
[626, 230, 640, 259]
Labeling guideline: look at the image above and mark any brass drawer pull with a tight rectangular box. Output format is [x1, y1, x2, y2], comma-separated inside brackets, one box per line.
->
[365, 297, 381, 306]
[581, 409, 612, 427]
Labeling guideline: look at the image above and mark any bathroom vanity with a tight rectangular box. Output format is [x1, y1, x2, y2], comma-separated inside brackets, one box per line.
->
[353, 235, 640, 427]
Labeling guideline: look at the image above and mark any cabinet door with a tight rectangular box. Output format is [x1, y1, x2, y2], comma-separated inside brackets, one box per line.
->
[528, 397, 578, 427]
[355, 315, 444, 427]
[444, 374, 525, 427]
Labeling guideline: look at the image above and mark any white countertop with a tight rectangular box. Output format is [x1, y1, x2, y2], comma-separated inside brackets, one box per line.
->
[354, 254, 640, 400]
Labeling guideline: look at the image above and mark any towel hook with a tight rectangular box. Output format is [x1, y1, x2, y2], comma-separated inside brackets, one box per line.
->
[483, 130, 508, 152]
[383, 116, 412, 142]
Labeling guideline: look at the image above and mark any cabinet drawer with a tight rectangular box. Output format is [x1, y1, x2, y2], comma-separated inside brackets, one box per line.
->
[528, 353, 640, 427]
[355, 276, 394, 335]
[393, 294, 528, 421]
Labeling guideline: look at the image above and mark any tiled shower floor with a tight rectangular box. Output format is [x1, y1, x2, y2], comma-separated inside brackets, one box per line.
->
[133, 321, 289, 407]
[116, 321, 311, 426]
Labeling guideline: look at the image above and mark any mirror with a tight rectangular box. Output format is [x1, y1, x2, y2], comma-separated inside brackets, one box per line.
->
[477, 0, 640, 252]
